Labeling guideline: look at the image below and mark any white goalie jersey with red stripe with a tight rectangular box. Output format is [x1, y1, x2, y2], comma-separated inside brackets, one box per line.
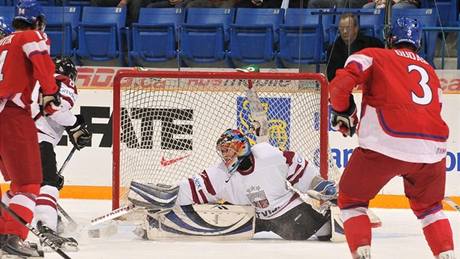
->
[31, 74, 78, 146]
[176, 142, 320, 220]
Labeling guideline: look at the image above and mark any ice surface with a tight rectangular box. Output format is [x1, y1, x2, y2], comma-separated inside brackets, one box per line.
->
[40, 199, 460, 259]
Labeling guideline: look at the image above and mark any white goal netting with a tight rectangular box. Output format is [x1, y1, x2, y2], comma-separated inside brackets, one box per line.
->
[112, 71, 335, 208]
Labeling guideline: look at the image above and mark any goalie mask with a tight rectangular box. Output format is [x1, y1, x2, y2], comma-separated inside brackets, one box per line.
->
[216, 129, 251, 175]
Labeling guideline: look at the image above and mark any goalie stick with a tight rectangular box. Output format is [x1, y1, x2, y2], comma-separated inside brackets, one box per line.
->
[0, 201, 71, 259]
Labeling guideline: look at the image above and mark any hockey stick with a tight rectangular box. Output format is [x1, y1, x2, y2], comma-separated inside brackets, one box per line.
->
[90, 203, 138, 226]
[443, 197, 460, 212]
[285, 180, 330, 215]
[58, 147, 77, 176]
[56, 147, 78, 231]
[0, 201, 71, 259]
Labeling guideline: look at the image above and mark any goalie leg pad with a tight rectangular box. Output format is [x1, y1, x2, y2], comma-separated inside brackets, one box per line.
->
[128, 181, 179, 210]
[142, 204, 255, 240]
[330, 205, 346, 242]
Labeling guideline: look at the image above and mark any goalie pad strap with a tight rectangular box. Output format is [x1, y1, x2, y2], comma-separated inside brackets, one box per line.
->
[143, 204, 255, 240]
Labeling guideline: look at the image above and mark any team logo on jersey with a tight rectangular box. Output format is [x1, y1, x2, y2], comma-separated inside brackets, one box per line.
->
[237, 97, 291, 151]
[246, 186, 269, 208]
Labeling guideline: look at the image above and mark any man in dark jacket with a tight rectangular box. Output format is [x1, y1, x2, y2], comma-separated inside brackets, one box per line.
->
[326, 13, 384, 81]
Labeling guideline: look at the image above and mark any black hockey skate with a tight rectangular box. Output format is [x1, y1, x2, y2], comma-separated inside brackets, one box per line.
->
[36, 222, 78, 252]
[0, 234, 44, 259]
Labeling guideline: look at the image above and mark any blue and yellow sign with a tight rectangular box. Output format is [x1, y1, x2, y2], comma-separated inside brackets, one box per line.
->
[236, 96, 292, 151]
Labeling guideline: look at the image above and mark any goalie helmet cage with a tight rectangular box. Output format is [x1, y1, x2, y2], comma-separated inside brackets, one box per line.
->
[112, 70, 332, 210]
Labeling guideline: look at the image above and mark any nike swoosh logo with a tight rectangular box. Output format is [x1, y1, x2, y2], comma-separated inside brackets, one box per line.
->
[160, 155, 191, 167]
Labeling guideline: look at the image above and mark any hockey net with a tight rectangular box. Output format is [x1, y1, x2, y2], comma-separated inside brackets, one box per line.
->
[112, 70, 336, 209]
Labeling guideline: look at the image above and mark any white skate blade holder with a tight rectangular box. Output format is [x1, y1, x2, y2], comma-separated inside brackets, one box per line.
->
[87, 220, 118, 238]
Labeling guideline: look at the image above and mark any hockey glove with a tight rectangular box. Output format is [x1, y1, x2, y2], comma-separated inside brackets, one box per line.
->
[306, 179, 338, 202]
[66, 115, 92, 150]
[40, 88, 62, 116]
[330, 95, 358, 137]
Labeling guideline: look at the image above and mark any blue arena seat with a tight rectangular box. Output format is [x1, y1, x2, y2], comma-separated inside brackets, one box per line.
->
[277, 8, 325, 69]
[179, 8, 234, 66]
[0, 6, 14, 24]
[358, 8, 384, 39]
[128, 8, 184, 66]
[228, 8, 284, 65]
[11, 0, 54, 6]
[423, 0, 458, 26]
[76, 7, 126, 66]
[63, 0, 91, 6]
[284, 8, 333, 43]
[43, 6, 81, 57]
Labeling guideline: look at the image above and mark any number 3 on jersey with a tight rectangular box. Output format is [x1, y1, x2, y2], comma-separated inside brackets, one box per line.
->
[408, 64, 432, 105]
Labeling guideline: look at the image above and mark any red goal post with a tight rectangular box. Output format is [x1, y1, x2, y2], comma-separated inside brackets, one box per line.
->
[112, 70, 330, 210]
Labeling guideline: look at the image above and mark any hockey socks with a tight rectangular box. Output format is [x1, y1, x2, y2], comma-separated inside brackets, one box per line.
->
[421, 212, 454, 256]
[343, 214, 372, 255]
[4, 192, 38, 239]
[35, 185, 59, 232]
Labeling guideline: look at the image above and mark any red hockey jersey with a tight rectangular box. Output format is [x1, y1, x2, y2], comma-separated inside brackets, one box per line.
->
[329, 47, 449, 163]
[0, 30, 57, 111]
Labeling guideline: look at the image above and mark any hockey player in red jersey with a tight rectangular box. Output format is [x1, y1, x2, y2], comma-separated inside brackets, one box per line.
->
[0, 0, 61, 257]
[30, 57, 91, 251]
[328, 17, 454, 258]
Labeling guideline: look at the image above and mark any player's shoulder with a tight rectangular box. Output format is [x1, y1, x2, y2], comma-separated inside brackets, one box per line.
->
[251, 142, 283, 160]
[355, 47, 388, 57]
[14, 30, 47, 43]
[203, 163, 228, 181]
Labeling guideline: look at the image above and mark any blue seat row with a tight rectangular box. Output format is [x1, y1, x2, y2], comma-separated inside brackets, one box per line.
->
[0, 0, 90, 6]
[127, 7, 441, 68]
[0, 6, 449, 67]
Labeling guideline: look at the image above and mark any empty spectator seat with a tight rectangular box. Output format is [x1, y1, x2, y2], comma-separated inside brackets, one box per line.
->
[128, 8, 184, 66]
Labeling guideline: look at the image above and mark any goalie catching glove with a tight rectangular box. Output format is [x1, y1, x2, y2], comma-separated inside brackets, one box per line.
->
[66, 114, 92, 150]
[330, 95, 358, 137]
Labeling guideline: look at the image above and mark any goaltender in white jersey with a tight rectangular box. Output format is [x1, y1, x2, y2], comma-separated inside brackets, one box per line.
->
[129, 129, 338, 241]
[178, 137, 318, 220]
